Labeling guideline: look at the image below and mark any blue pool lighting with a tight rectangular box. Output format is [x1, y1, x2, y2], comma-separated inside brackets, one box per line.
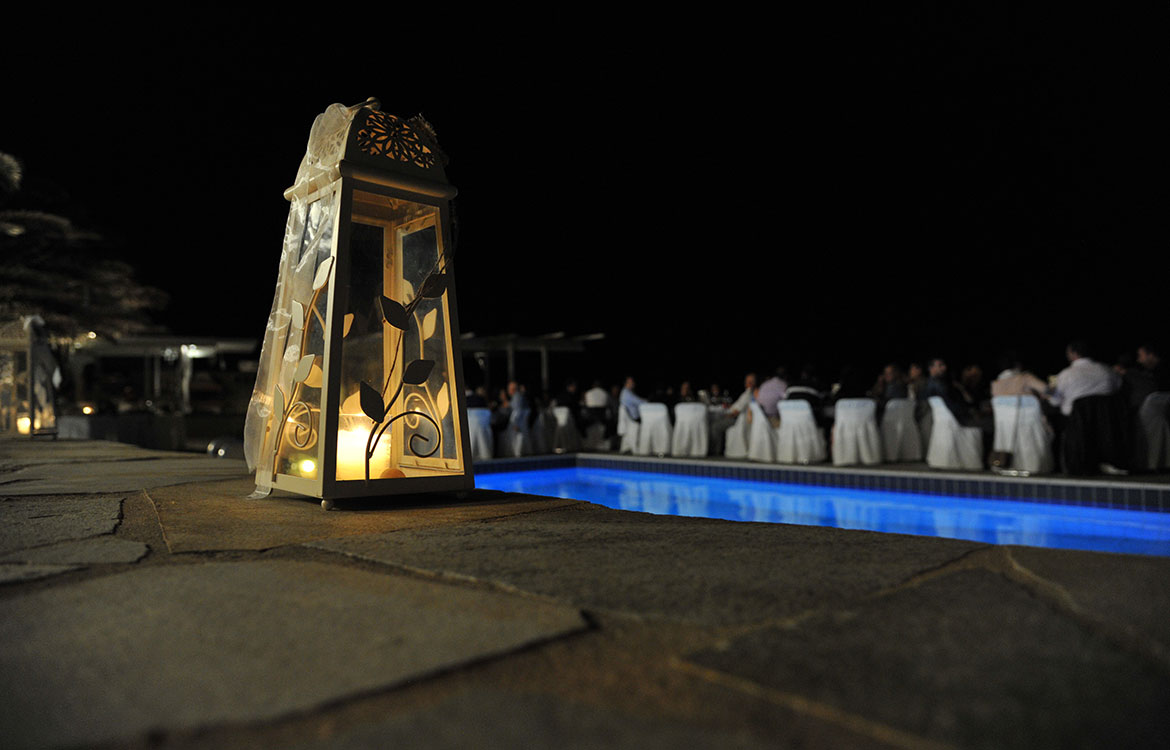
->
[475, 467, 1170, 557]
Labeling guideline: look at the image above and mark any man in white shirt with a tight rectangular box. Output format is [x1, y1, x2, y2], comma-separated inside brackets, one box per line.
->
[1049, 341, 1120, 417]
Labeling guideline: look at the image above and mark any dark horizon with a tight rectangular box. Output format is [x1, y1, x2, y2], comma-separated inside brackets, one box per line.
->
[4, 12, 1161, 395]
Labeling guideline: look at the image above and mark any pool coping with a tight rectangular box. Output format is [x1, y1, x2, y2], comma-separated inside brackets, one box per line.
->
[474, 453, 1170, 514]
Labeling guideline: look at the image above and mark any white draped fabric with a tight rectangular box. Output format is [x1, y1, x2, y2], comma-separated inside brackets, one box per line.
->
[1134, 392, 1170, 471]
[880, 398, 923, 462]
[552, 406, 582, 453]
[926, 397, 983, 470]
[636, 403, 673, 456]
[776, 400, 826, 464]
[617, 403, 640, 454]
[467, 407, 493, 462]
[747, 402, 777, 463]
[991, 395, 1053, 474]
[671, 403, 709, 457]
[832, 398, 882, 466]
[724, 411, 750, 459]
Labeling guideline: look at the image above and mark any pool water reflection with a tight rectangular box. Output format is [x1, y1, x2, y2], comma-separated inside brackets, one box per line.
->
[475, 467, 1170, 557]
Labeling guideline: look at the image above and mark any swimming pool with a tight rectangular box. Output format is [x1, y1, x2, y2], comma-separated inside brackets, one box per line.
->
[475, 467, 1170, 556]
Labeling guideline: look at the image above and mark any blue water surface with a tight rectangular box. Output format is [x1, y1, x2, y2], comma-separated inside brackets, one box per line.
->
[475, 467, 1170, 556]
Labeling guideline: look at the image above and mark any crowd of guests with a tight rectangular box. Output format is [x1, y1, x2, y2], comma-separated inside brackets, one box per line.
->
[471, 340, 1169, 475]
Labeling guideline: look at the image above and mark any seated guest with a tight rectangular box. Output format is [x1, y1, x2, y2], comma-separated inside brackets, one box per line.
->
[1048, 340, 1121, 417]
[922, 357, 976, 426]
[991, 354, 1048, 398]
[784, 366, 828, 427]
[755, 367, 788, 428]
[619, 376, 647, 421]
[677, 381, 697, 403]
[869, 363, 909, 406]
[1123, 343, 1169, 410]
[728, 372, 758, 419]
[583, 380, 610, 409]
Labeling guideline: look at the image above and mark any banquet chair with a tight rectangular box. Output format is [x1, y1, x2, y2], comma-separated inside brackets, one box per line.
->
[925, 396, 983, 470]
[671, 402, 709, 457]
[617, 404, 640, 454]
[1134, 392, 1170, 471]
[552, 406, 582, 454]
[880, 398, 923, 462]
[776, 399, 826, 464]
[747, 401, 777, 463]
[724, 410, 750, 459]
[636, 402, 673, 456]
[991, 395, 1053, 474]
[497, 405, 533, 458]
[467, 407, 494, 462]
[832, 398, 882, 466]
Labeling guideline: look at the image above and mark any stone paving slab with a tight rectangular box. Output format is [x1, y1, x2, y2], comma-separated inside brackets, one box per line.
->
[0, 559, 587, 750]
[309, 503, 983, 626]
[284, 687, 770, 750]
[0, 535, 147, 565]
[1009, 546, 1170, 651]
[0, 562, 83, 584]
[0, 456, 250, 495]
[149, 480, 580, 552]
[0, 494, 123, 555]
[687, 569, 1170, 749]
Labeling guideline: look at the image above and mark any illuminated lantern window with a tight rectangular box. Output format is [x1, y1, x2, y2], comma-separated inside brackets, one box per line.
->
[243, 99, 472, 504]
[0, 316, 59, 438]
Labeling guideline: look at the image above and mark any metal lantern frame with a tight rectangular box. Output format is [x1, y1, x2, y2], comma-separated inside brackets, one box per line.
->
[0, 316, 58, 438]
[256, 101, 473, 501]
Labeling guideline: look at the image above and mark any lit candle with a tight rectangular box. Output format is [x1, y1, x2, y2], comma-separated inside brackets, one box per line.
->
[16, 416, 30, 435]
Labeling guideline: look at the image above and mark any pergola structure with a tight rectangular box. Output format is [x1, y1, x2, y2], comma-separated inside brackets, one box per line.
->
[460, 331, 605, 393]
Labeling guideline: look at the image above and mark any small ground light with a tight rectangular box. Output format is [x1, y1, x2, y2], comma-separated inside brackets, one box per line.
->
[81, 405, 95, 415]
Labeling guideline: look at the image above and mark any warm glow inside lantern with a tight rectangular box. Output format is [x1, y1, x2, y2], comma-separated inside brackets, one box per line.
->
[244, 99, 472, 502]
[0, 316, 58, 438]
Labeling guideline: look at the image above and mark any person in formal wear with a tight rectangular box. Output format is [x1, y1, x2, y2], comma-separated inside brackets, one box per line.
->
[1048, 341, 1120, 417]
[755, 367, 788, 428]
[923, 357, 976, 425]
[728, 372, 758, 419]
[619, 376, 647, 422]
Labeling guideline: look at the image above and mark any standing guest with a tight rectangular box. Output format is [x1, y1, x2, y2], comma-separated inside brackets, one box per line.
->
[583, 380, 610, 409]
[755, 367, 788, 428]
[1048, 341, 1121, 417]
[466, 386, 488, 408]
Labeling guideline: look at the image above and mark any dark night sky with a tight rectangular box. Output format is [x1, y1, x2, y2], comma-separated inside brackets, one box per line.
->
[4, 9, 1163, 393]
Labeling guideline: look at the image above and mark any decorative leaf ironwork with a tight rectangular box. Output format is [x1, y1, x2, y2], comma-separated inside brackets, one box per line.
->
[402, 359, 435, 386]
[359, 381, 386, 423]
[379, 296, 409, 330]
[422, 308, 437, 340]
[293, 354, 315, 384]
[312, 257, 335, 291]
[343, 313, 354, 337]
[418, 273, 449, 299]
[290, 300, 304, 326]
[273, 386, 285, 430]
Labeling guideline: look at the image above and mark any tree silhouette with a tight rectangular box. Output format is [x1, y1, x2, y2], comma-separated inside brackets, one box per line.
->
[0, 153, 168, 339]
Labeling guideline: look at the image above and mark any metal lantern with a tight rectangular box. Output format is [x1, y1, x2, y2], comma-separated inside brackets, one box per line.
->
[0, 316, 58, 438]
[245, 99, 472, 503]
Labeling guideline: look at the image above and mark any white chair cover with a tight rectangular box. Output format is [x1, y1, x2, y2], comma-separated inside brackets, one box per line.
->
[1134, 391, 1170, 471]
[724, 411, 750, 459]
[991, 395, 1053, 474]
[617, 403, 640, 454]
[466, 407, 493, 462]
[497, 406, 532, 457]
[918, 405, 933, 454]
[832, 398, 882, 466]
[671, 402, 709, 457]
[636, 402, 673, 456]
[747, 401, 777, 462]
[552, 406, 582, 453]
[880, 398, 922, 462]
[530, 409, 554, 455]
[776, 399, 826, 464]
[926, 396, 983, 470]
